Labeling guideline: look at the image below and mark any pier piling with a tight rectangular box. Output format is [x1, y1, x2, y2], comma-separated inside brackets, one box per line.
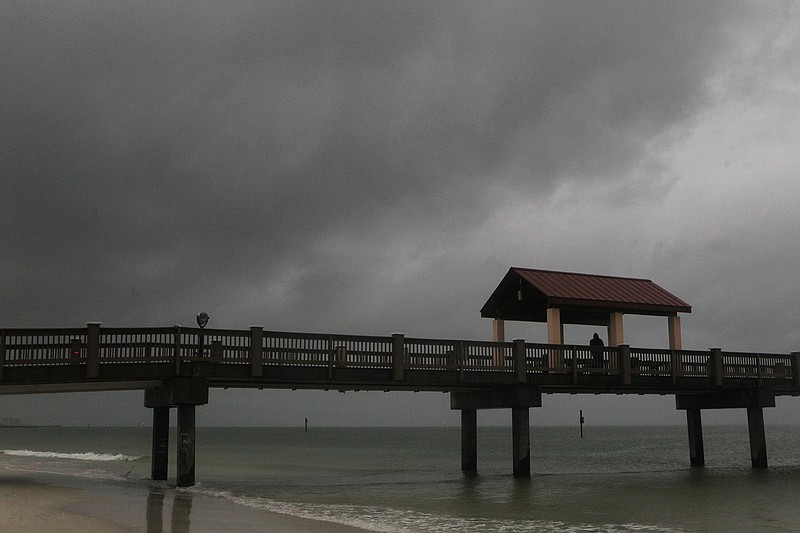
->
[461, 409, 478, 474]
[151, 406, 170, 480]
[685, 408, 705, 468]
[145, 386, 173, 481]
[177, 404, 196, 487]
[452, 385, 540, 478]
[747, 407, 768, 468]
[511, 407, 530, 477]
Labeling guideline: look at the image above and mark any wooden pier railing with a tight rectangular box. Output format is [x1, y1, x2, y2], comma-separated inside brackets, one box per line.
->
[1, 325, 798, 392]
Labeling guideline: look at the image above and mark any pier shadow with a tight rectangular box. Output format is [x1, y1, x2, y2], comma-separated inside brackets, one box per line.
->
[146, 486, 194, 533]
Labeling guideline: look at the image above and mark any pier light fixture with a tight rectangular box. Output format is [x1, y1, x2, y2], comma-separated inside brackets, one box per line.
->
[196, 312, 209, 358]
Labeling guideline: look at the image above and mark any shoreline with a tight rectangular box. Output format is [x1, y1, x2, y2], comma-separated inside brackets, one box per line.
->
[0, 470, 371, 533]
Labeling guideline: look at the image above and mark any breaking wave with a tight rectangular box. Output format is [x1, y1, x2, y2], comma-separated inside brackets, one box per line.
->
[1, 449, 141, 462]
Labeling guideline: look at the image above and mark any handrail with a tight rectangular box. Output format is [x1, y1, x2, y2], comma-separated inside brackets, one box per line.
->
[0, 325, 796, 388]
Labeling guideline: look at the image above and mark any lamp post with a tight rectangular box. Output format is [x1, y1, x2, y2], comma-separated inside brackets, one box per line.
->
[196, 312, 209, 357]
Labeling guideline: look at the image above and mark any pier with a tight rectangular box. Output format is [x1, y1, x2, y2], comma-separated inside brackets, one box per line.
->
[0, 268, 797, 486]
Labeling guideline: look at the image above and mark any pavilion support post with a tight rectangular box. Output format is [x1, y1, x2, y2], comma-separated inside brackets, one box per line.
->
[176, 404, 196, 487]
[151, 406, 170, 480]
[608, 312, 624, 347]
[747, 406, 768, 468]
[686, 408, 705, 468]
[512, 407, 530, 477]
[546, 308, 562, 369]
[546, 308, 561, 343]
[492, 319, 505, 342]
[668, 315, 682, 351]
[461, 409, 477, 474]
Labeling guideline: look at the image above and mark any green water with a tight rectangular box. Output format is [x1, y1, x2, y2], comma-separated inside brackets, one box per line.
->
[2, 425, 800, 532]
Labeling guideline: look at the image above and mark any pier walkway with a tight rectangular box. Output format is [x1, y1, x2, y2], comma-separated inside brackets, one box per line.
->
[0, 323, 797, 485]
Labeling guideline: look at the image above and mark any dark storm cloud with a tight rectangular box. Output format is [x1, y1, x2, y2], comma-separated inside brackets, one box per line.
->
[1, 1, 742, 330]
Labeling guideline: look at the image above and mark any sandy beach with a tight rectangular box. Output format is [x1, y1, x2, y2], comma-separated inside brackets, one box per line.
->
[0, 474, 126, 532]
[0, 472, 370, 533]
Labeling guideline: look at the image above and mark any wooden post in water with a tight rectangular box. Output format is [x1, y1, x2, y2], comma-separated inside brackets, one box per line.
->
[511, 407, 530, 477]
[171, 378, 208, 488]
[686, 408, 705, 468]
[461, 409, 477, 474]
[144, 386, 173, 481]
[151, 406, 170, 480]
[177, 404, 196, 487]
[747, 406, 768, 468]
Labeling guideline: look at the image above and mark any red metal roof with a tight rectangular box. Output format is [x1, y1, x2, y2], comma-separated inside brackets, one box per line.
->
[513, 268, 691, 312]
[480, 268, 691, 324]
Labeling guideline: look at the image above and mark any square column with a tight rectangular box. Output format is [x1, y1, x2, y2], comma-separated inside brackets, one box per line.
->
[151, 406, 171, 480]
[492, 319, 505, 342]
[668, 315, 682, 351]
[171, 378, 208, 488]
[546, 308, 562, 368]
[177, 404, 196, 487]
[461, 409, 477, 474]
[144, 386, 174, 482]
[747, 407, 768, 468]
[546, 308, 561, 343]
[686, 408, 705, 468]
[608, 312, 624, 347]
[512, 407, 530, 477]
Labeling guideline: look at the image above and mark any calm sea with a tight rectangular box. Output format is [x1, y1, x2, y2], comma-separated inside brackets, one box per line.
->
[2, 425, 800, 532]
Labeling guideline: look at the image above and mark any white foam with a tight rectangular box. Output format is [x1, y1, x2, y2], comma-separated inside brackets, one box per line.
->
[185, 485, 686, 533]
[1, 449, 141, 462]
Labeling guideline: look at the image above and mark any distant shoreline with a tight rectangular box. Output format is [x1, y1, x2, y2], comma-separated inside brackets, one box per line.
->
[0, 425, 62, 429]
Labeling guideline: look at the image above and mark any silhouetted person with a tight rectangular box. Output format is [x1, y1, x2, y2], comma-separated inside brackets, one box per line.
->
[590, 333, 604, 368]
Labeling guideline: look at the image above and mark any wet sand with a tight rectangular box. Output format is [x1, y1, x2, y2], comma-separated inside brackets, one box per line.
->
[0, 475, 126, 532]
[0, 472, 370, 532]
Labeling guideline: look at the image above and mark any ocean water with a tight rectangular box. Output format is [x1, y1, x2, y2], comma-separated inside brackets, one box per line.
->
[2, 425, 800, 532]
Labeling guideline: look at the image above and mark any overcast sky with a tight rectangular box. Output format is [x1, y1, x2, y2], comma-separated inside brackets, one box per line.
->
[1, 1, 799, 429]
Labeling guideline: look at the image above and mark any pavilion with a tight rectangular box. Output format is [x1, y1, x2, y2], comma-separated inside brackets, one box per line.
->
[480, 267, 692, 350]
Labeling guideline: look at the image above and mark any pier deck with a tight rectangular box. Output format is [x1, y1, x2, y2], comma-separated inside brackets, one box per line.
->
[0, 324, 797, 485]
